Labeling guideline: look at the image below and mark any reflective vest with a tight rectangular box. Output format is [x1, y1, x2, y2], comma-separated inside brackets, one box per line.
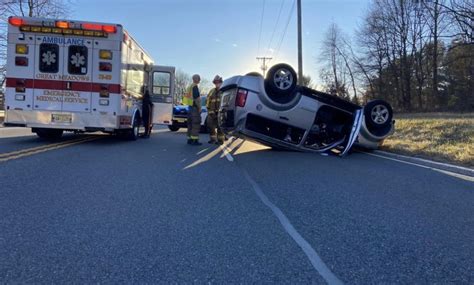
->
[183, 83, 197, 106]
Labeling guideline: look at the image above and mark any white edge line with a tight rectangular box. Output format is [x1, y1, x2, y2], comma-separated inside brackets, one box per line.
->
[363, 152, 474, 183]
[241, 169, 344, 285]
[196, 147, 210, 155]
[373, 150, 474, 173]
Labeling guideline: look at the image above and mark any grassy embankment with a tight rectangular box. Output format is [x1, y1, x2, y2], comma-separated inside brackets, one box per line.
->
[381, 113, 474, 167]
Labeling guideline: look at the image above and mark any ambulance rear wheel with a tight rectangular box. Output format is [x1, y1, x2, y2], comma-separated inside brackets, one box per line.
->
[127, 115, 139, 141]
[35, 128, 63, 140]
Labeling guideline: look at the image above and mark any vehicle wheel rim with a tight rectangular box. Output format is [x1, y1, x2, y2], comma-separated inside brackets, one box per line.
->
[273, 68, 293, 90]
[133, 121, 139, 137]
[370, 105, 389, 124]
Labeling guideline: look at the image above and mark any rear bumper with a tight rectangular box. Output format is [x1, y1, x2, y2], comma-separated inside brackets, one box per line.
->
[4, 109, 120, 131]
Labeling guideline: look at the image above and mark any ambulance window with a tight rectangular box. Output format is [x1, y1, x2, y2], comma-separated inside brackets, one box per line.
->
[39, 44, 59, 73]
[152, 72, 170, 95]
[68, 45, 88, 75]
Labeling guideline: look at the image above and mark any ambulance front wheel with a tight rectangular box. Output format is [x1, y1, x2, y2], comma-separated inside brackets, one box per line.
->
[34, 128, 63, 140]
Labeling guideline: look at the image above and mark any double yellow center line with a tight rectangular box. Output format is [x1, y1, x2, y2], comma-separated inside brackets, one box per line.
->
[0, 136, 101, 163]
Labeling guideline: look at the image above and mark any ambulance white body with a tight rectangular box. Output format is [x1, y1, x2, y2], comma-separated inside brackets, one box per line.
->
[4, 16, 175, 139]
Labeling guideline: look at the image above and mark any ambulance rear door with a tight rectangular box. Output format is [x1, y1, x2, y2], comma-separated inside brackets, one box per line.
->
[33, 36, 64, 111]
[150, 65, 175, 125]
[61, 37, 93, 113]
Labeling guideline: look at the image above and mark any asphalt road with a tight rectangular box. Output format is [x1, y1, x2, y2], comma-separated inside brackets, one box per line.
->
[1, 127, 473, 283]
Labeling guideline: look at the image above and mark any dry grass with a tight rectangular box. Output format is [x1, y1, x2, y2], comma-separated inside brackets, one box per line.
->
[381, 113, 474, 168]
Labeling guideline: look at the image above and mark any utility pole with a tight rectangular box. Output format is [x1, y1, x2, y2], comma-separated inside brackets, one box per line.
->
[256, 56, 272, 75]
[297, 0, 303, 85]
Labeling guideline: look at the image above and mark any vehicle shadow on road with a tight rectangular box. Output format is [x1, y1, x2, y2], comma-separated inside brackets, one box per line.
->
[0, 132, 101, 152]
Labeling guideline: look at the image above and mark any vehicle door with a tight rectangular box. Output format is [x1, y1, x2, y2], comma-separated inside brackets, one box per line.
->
[150, 65, 175, 125]
[62, 37, 93, 113]
[33, 36, 64, 112]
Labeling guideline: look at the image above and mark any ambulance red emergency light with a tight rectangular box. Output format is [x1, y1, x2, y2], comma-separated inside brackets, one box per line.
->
[4, 16, 175, 140]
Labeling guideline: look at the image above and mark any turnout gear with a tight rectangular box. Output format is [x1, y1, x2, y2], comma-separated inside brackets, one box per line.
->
[206, 87, 225, 144]
[185, 81, 202, 145]
[187, 104, 201, 142]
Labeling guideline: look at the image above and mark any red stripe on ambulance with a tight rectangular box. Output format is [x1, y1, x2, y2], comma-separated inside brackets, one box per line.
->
[6, 77, 120, 93]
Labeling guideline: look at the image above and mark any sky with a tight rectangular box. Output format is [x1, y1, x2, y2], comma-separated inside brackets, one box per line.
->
[73, 0, 371, 86]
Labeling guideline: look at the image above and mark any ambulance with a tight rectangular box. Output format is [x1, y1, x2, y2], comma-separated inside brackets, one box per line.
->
[3, 16, 175, 140]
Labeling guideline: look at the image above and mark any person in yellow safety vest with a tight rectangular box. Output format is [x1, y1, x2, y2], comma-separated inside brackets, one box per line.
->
[183, 74, 202, 145]
[206, 75, 225, 145]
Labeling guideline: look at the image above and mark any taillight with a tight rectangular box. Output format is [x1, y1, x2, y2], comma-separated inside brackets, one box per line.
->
[15, 57, 28, 66]
[100, 85, 110, 98]
[236, 89, 248, 107]
[16, 80, 26, 92]
[99, 62, 112, 72]
[9, 17, 24, 27]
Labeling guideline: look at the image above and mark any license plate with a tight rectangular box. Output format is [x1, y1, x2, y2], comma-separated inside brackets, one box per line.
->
[176, 118, 186, 123]
[51, 114, 72, 124]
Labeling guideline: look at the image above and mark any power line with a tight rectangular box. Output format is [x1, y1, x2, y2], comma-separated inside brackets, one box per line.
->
[274, 0, 296, 61]
[256, 0, 266, 57]
[266, 0, 285, 56]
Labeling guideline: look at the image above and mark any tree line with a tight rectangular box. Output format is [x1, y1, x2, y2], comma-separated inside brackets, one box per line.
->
[318, 0, 473, 112]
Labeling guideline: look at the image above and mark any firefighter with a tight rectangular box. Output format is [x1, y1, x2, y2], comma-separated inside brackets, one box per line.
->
[206, 75, 225, 145]
[183, 74, 202, 145]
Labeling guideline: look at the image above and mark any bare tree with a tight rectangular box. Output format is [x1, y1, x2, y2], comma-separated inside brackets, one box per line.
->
[174, 70, 190, 104]
[443, 0, 473, 42]
[0, 0, 71, 85]
[319, 23, 357, 101]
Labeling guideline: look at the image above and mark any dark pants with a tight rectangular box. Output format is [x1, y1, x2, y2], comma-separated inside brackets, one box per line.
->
[142, 108, 153, 136]
[187, 106, 201, 140]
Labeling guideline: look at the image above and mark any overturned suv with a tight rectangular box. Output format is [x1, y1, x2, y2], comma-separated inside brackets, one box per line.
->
[218, 63, 394, 156]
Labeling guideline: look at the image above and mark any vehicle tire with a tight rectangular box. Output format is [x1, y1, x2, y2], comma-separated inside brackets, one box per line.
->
[127, 114, 140, 140]
[168, 125, 180, 132]
[264, 63, 297, 102]
[364, 99, 393, 129]
[35, 128, 63, 140]
[246, 71, 263, 77]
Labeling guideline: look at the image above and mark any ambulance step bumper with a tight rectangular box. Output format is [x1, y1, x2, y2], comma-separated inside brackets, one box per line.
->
[5, 110, 119, 131]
